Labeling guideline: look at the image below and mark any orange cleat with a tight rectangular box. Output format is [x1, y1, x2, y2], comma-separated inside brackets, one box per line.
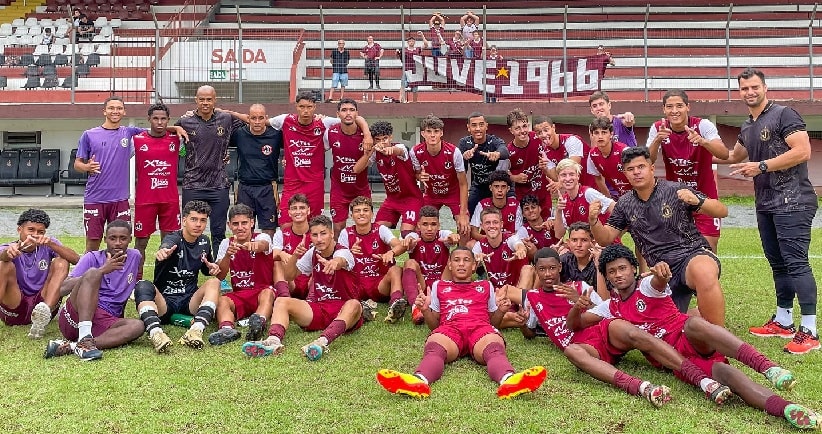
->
[376, 369, 431, 398]
[497, 366, 547, 399]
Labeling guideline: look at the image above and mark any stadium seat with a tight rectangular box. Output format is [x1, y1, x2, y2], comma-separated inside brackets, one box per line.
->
[76, 63, 90, 77]
[40, 19, 54, 28]
[20, 54, 35, 66]
[86, 52, 100, 67]
[23, 76, 41, 89]
[35, 52, 52, 65]
[42, 76, 59, 89]
[60, 75, 76, 88]
[53, 53, 68, 66]
[60, 148, 88, 195]
[95, 43, 110, 55]
[19, 35, 34, 46]
[14, 26, 28, 37]
[24, 18, 38, 28]
[0, 150, 21, 191]
[0, 54, 5, 65]
[0, 76, 6, 89]
[50, 44, 64, 56]
[25, 65, 41, 77]
[94, 16, 107, 28]
[0, 24, 12, 37]
[28, 25, 42, 36]
[110, 18, 122, 28]
[80, 43, 94, 55]
[43, 64, 57, 77]
[55, 25, 69, 38]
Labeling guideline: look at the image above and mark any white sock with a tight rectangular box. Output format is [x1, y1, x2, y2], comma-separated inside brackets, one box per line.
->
[499, 372, 512, 385]
[414, 373, 429, 384]
[221, 325, 233, 329]
[78, 321, 92, 338]
[317, 336, 329, 346]
[638, 381, 650, 396]
[699, 378, 715, 393]
[775, 307, 793, 327]
[191, 322, 205, 332]
[800, 315, 817, 336]
[149, 328, 163, 337]
[264, 335, 281, 345]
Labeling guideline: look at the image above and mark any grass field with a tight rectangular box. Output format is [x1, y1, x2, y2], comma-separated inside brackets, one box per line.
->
[1, 228, 821, 434]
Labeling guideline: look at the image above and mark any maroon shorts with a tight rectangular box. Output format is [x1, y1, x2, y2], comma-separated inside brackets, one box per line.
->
[58, 299, 121, 341]
[84, 200, 131, 239]
[670, 331, 729, 381]
[291, 275, 310, 299]
[329, 189, 372, 224]
[432, 322, 501, 358]
[359, 276, 388, 302]
[375, 196, 422, 228]
[134, 202, 180, 238]
[694, 212, 721, 239]
[304, 299, 363, 332]
[279, 182, 324, 226]
[423, 198, 463, 219]
[0, 292, 43, 326]
[225, 287, 273, 320]
[569, 318, 625, 365]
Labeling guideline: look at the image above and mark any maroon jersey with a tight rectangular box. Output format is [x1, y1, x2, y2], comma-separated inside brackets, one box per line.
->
[297, 244, 359, 303]
[474, 197, 521, 234]
[328, 125, 370, 197]
[518, 223, 560, 250]
[133, 131, 180, 205]
[430, 279, 496, 327]
[218, 234, 275, 291]
[652, 117, 719, 199]
[472, 231, 527, 288]
[525, 281, 591, 350]
[339, 224, 395, 279]
[401, 46, 422, 70]
[279, 114, 329, 184]
[561, 186, 613, 227]
[407, 230, 452, 287]
[588, 141, 632, 197]
[372, 146, 422, 200]
[558, 133, 596, 188]
[272, 227, 310, 254]
[410, 141, 464, 203]
[507, 132, 550, 202]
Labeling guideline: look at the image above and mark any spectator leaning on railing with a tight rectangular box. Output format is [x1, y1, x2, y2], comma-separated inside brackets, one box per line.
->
[398, 32, 428, 103]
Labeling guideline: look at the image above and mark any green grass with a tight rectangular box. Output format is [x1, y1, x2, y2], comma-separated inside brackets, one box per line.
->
[1, 229, 821, 433]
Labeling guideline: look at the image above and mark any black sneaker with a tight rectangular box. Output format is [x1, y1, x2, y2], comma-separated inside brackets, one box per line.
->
[74, 335, 103, 361]
[44, 339, 72, 359]
[384, 298, 408, 324]
[245, 313, 266, 342]
[208, 328, 241, 346]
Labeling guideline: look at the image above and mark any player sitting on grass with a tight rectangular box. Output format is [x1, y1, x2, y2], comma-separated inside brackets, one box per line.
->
[44, 221, 144, 361]
[0, 209, 80, 339]
[571, 245, 820, 430]
[401, 205, 460, 325]
[242, 215, 362, 361]
[133, 200, 222, 353]
[376, 247, 547, 399]
[516, 195, 560, 260]
[208, 204, 277, 346]
[337, 196, 408, 324]
[271, 194, 313, 300]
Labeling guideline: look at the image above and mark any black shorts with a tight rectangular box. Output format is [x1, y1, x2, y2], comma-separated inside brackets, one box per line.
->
[159, 293, 195, 324]
[237, 182, 278, 230]
[669, 248, 722, 313]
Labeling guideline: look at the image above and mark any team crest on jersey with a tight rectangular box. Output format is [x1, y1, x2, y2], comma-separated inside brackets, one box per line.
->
[139, 144, 149, 152]
[419, 245, 426, 254]
[127, 273, 134, 284]
[636, 299, 647, 312]
[433, 244, 440, 254]
[135, 222, 143, 232]
[314, 127, 322, 136]
[517, 158, 523, 165]
[38, 259, 48, 271]
[578, 206, 586, 215]
[332, 141, 341, 148]
[445, 161, 453, 169]
[475, 285, 484, 293]
[169, 142, 176, 152]
[372, 240, 379, 250]
[262, 144, 273, 155]
[120, 138, 129, 148]
[507, 215, 514, 222]
[760, 127, 771, 141]
[661, 203, 673, 219]
[217, 126, 225, 137]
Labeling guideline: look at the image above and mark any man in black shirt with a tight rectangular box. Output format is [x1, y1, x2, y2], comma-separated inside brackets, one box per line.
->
[327, 39, 350, 103]
[133, 200, 222, 353]
[559, 222, 599, 288]
[230, 104, 283, 238]
[588, 146, 728, 327]
[457, 112, 510, 212]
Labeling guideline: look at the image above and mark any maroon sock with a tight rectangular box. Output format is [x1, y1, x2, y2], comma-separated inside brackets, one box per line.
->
[764, 395, 791, 417]
[274, 281, 290, 298]
[268, 323, 286, 340]
[415, 341, 447, 384]
[482, 342, 515, 383]
[319, 319, 347, 344]
[613, 370, 643, 396]
[402, 269, 420, 302]
[389, 289, 403, 305]
[679, 359, 710, 387]
[219, 321, 234, 329]
[736, 342, 776, 374]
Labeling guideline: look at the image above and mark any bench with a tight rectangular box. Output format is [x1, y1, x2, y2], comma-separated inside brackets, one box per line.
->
[0, 148, 61, 196]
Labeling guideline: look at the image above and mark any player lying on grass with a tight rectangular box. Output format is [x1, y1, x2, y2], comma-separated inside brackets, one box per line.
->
[376, 247, 546, 399]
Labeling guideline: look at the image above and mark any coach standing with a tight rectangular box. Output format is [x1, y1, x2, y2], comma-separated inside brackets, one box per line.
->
[724, 68, 819, 355]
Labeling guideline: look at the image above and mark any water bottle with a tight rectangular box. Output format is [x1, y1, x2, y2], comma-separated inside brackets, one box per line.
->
[170, 313, 193, 327]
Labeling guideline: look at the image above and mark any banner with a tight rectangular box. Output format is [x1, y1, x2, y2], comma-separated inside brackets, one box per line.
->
[404, 54, 610, 99]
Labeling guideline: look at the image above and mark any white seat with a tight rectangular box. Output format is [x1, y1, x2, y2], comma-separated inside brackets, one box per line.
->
[28, 25, 41, 36]
[19, 35, 34, 46]
[0, 23, 12, 37]
[92, 34, 107, 43]
[32, 44, 49, 56]
[49, 44, 64, 55]
[55, 37, 70, 46]
[24, 17, 38, 27]
[55, 18, 68, 27]
[94, 17, 107, 28]
[99, 26, 113, 38]
[31, 35, 43, 45]
[14, 26, 28, 36]
[55, 25, 69, 38]
[12, 19, 24, 27]
[40, 19, 54, 28]
[95, 43, 110, 55]
[6, 35, 20, 46]
[80, 43, 95, 55]
[109, 18, 122, 28]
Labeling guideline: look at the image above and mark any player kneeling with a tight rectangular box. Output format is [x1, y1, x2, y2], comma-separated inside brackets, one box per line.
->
[376, 247, 546, 399]
[44, 221, 144, 361]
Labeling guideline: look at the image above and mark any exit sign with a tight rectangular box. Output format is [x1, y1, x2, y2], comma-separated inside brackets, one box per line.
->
[209, 70, 227, 80]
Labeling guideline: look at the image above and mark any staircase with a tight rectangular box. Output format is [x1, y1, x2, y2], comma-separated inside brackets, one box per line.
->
[0, 0, 46, 23]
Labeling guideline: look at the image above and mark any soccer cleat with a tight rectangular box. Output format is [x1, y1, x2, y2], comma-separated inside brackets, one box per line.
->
[411, 306, 424, 326]
[301, 339, 329, 361]
[208, 328, 240, 346]
[150, 331, 172, 354]
[705, 382, 734, 405]
[384, 298, 409, 324]
[376, 369, 431, 398]
[497, 366, 547, 399]
[749, 315, 796, 338]
[245, 313, 266, 342]
[361, 299, 378, 322]
[784, 326, 821, 355]
[43, 339, 72, 359]
[179, 327, 205, 349]
[220, 279, 231, 293]
[28, 302, 52, 339]
[73, 335, 102, 361]
[642, 384, 672, 408]
[784, 403, 820, 430]
[241, 338, 284, 358]
[765, 366, 796, 391]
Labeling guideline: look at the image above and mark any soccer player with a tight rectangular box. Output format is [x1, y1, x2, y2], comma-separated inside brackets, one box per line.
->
[401, 205, 460, 325]
[469, 171, 522, 240]
[410, 115, 470, 237]
[559, 222, 599, 288]
[44, 221, 143, 361]
[472, 208, 532, 292]
[586, 117, 632, 199]
[534, 116, 597, 190]
[0, 209, 80, 338]
[724, 68, 820, 355]
[354, 121, 422, 237]
[329, 99, 371, 237]
[553, 158, 615, 241]
[337, 196, 408, 324]
[589, 146, 728, 326]
[457, 112, 510, 213]
[271, 194, 313, 300]
[515, 195, 560, 260]
[647, 89, 729, 252]
[574, 245, 820, 429]
[241, 215, 363, 361]
[588, 90, 637, 147]
[133, 103, 181, 280]
[231, 103, 283, 238]
[376, 247, 547, 399]
[505, 109, 551, 218]
[208, 204, 277, 346]
[132, 200, 222, 353]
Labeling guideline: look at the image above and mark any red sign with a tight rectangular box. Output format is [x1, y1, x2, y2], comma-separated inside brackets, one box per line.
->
[404, 54, 609, 99]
